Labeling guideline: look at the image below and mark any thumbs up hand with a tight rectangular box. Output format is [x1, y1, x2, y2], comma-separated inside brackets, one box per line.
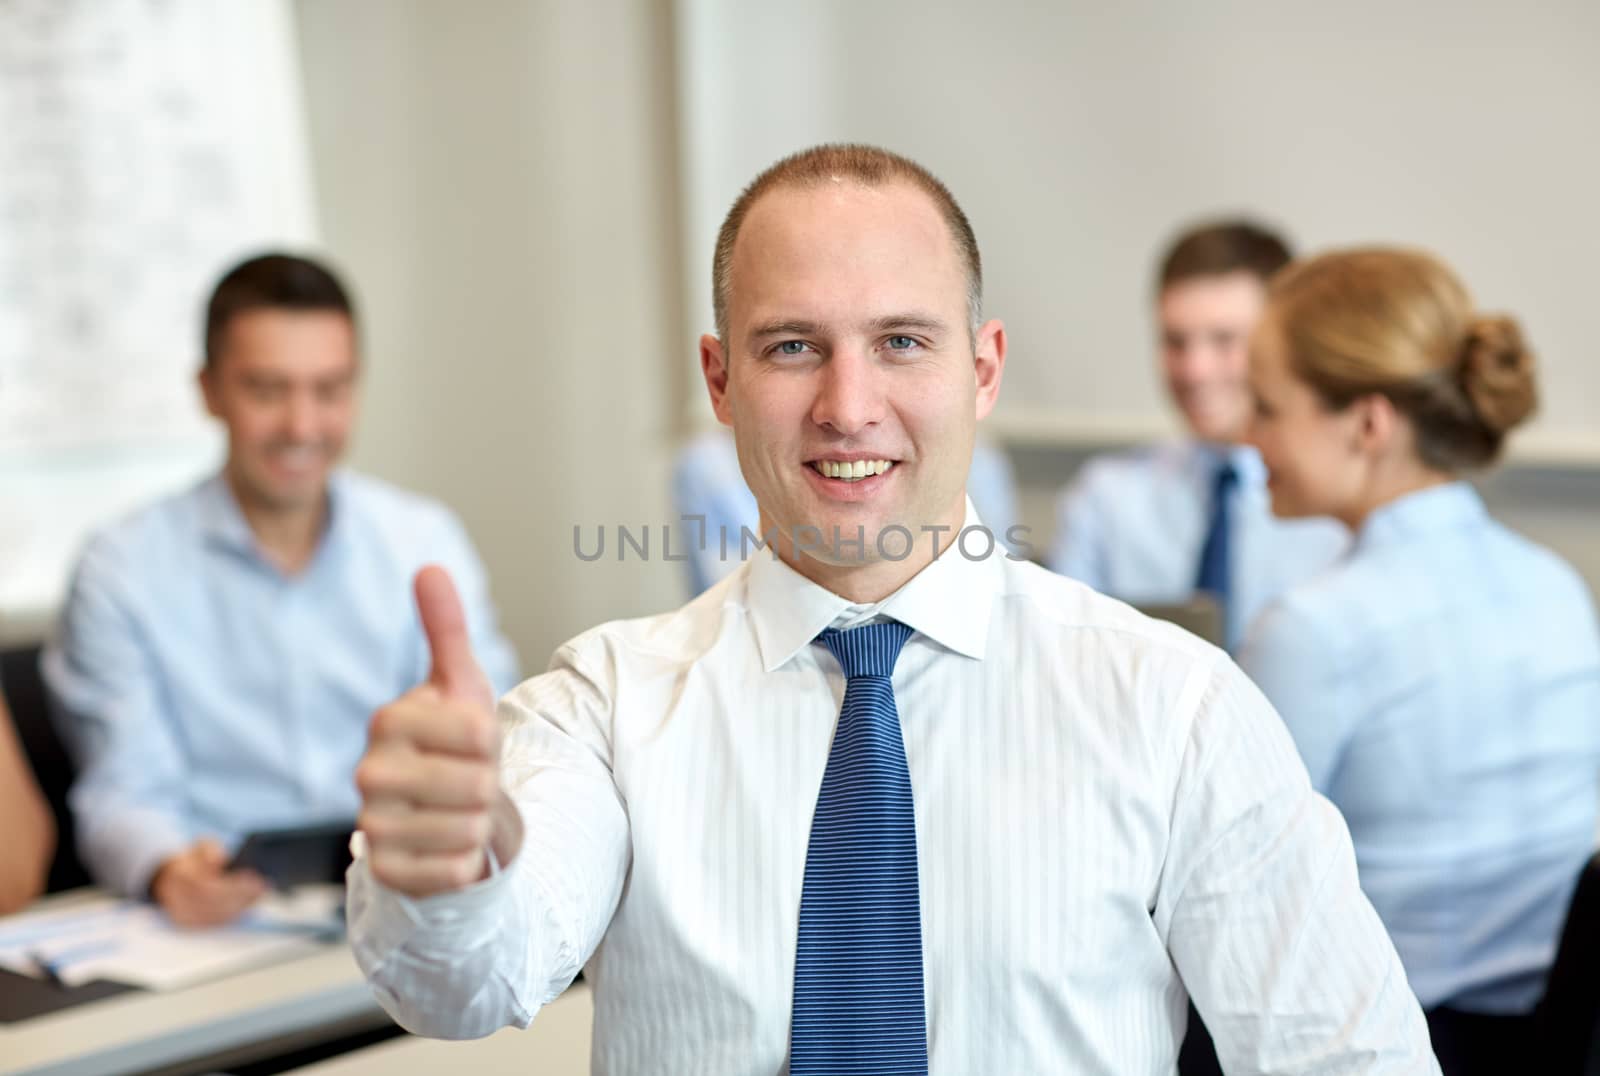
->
[415, 564, 496, 711]
[355, 566, 523, 898]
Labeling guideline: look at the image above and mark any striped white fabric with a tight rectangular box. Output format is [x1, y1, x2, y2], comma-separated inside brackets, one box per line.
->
[348, 503, 1439, 1075]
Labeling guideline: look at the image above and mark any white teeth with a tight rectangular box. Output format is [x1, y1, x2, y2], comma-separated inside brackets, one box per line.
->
[814, 459, 894, 481]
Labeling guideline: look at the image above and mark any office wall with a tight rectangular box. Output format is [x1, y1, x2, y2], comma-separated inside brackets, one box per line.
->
[674, 0, 1600, 599]
[294, 0, 687, 668]
[0, 0, 314, 632]
[677, 0, 1600, 464]
[294, 0, 1600, 667]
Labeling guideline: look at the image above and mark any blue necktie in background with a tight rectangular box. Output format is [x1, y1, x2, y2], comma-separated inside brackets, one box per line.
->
[1195, 458, 1240, 648]
[790, 620, 928, 1075]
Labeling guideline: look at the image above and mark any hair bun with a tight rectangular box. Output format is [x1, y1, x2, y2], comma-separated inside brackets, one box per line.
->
[1459, 314, 1537, 434]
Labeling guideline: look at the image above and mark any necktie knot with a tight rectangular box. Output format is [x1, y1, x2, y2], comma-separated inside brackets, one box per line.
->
[816, 620, 914, 679]
[1213, 459, 1240, 498]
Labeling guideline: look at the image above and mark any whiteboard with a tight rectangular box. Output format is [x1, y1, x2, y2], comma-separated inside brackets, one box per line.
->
[674, 0, 1600, 466]
[0, 0, 317, 621]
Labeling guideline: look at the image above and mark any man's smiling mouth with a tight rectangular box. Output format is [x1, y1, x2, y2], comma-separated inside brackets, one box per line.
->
[809, 459, 896, 482]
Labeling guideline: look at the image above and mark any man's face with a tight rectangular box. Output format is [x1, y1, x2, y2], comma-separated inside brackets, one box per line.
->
[1157, 270, 1267, 443]
[701, 181, 1004, 575]
[199, 308, 358, 514]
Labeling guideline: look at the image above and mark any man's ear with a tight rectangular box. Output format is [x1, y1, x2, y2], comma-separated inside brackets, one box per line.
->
[973, 319, 1007, 421]
[197, 365, 223, 420]
[700, 334, 734, 425]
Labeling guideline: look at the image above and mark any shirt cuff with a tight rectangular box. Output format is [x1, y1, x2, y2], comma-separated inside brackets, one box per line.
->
[109, 824, 194, 901]
[346, 831, 513, 956]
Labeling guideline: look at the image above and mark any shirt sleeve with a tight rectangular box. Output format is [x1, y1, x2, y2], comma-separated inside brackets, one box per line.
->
[346, 642, 630, 1039]
[1049, 464, 1110, 587]
[1154, 657, 1438, 1074]
[1235, 598, 1354, 792]
[426, 509, 521, 697]
[40, 540, 193, 898]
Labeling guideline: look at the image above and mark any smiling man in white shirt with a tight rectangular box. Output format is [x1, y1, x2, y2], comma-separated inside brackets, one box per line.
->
[345, 145, 1438, 1074]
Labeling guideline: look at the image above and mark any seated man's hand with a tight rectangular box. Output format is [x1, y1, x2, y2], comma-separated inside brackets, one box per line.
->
[150, 838, 268, 927]
[355, 566, 523, 899]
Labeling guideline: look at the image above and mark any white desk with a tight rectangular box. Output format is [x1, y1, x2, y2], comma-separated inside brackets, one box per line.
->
[0, 894, 388, 1076]
[290, 984, 593, 1076]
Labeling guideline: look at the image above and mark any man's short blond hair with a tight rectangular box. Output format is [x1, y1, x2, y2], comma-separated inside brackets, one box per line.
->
[711, 144, 983, 342]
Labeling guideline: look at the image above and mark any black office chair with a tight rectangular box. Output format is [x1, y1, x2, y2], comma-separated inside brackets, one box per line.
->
[1178, 1001, 1224, 1076]
[1, 644, 92, 893]
[1535, 851, 1600, 1075]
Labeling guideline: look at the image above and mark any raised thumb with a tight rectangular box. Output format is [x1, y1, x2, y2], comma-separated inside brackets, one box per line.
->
[414, 565, 493, 708]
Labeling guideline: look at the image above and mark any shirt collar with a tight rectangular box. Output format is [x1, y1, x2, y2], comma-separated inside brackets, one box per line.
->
[196, 473, 257, 554]
[745, 498, 1001, 673]
[196, 470, 347, 563]
[1189, 440, 1267, 487]
[1227, 443, 1267, 485]
[1356, 480, 1487, 551]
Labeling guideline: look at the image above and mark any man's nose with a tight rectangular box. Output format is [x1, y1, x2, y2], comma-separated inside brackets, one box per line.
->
[810, 347, 886, 437]
[285, 392, 319, 441]
[1169, 342, 1209, 379]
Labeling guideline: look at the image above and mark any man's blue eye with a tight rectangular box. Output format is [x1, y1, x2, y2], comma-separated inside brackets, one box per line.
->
[887, 336, 918, 351]
[777, 341, 808, 355]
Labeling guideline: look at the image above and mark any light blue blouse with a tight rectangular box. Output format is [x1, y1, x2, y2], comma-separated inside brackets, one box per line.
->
[1239, 481, 1600, 1013]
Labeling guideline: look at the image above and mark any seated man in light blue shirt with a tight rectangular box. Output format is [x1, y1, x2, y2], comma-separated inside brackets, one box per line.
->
[43, 253, 518, 926]
[1049, 221, 1345, 648]
[673, 426, 1021, 594]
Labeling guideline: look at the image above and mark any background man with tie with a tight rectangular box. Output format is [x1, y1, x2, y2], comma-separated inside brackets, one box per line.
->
[345, 146, 1437, 1073]
[1048, 221, 1347, 650]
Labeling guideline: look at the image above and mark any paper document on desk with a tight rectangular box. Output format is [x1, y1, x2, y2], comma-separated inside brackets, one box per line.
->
[0, 884, 345, 990]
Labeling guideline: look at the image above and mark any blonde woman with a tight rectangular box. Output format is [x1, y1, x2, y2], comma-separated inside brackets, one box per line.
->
[1239, 247, 1600, 1073]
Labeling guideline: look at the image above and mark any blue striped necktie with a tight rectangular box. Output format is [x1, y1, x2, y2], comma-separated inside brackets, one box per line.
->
[1195, 458, 1240, 646]
[790, 619, 927, 1075]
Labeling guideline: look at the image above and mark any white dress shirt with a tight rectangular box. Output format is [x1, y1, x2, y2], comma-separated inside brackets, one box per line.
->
[348, 501, 1436, 1075]
[1050, 441, 1347, 649]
